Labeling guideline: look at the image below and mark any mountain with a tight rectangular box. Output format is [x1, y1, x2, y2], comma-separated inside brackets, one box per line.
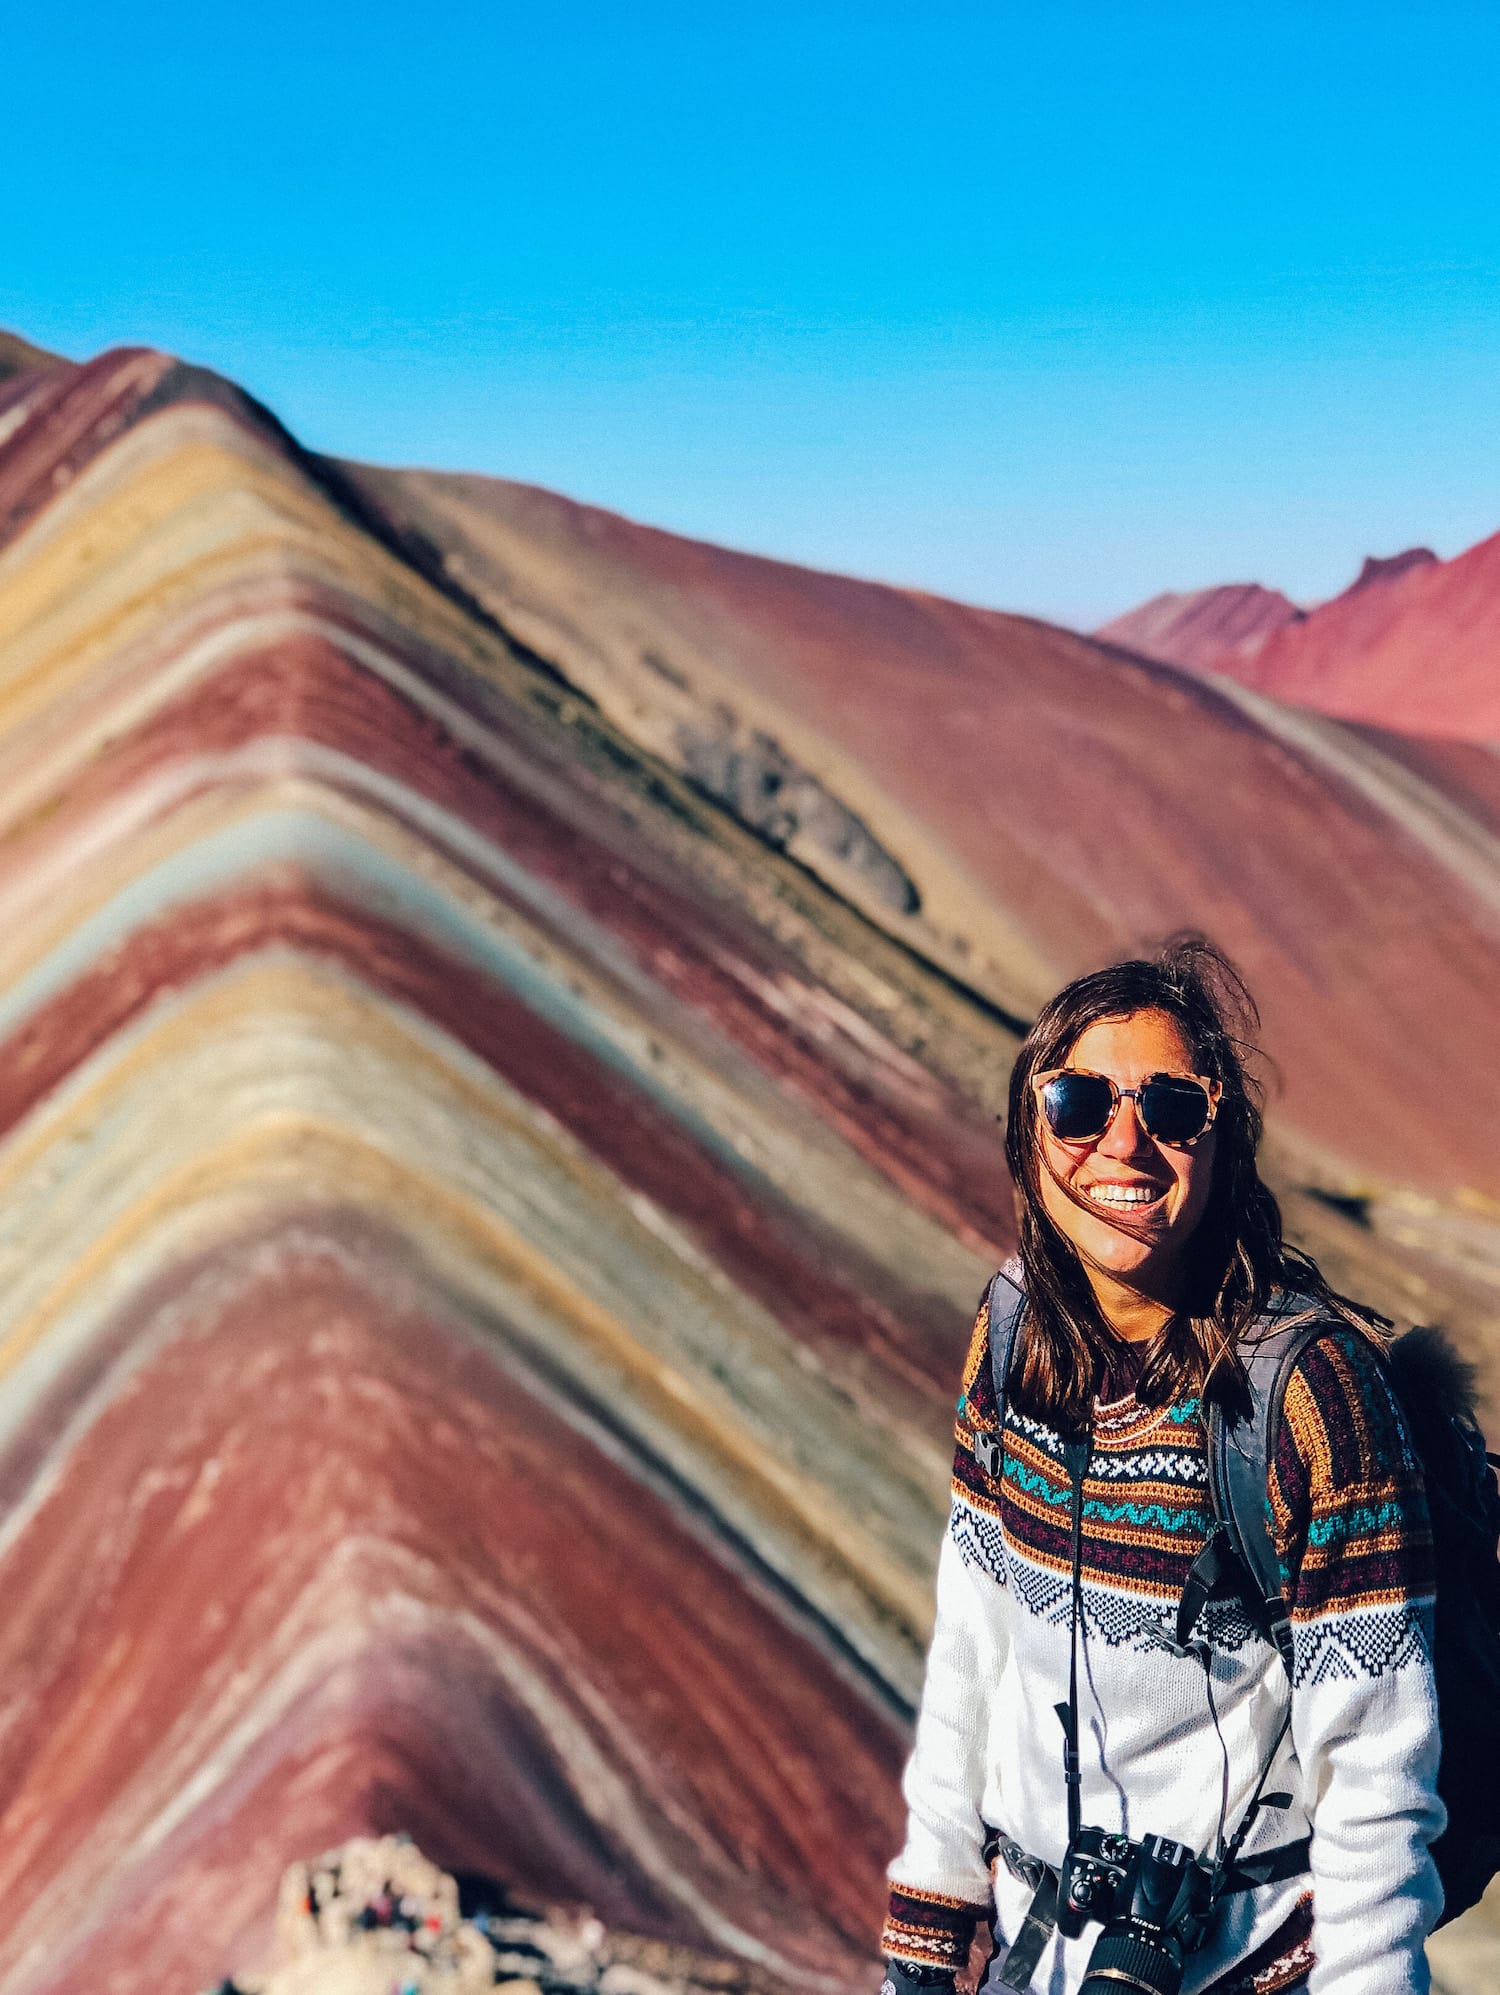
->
[1101, 538, 1499, 740]
[0, 329, 69, 385]
[1228, 535, 1500, 739]
[339, 464, 1500, 1205]
[0, 334, 1496, 1993]
[1095, 581, 1302, 673]
[1346, 547, 1438, 593]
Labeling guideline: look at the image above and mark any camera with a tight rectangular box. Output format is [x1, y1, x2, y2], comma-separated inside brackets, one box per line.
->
[1056, 1826, 1134, 1937]
[1056, 1829, 1213, 1995]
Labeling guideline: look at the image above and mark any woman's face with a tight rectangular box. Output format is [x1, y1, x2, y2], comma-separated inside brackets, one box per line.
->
[1035, 1008, 1217, 1304]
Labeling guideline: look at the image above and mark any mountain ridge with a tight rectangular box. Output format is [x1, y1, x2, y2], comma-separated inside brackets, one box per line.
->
[0, 327, 70, 384]
[1098, 536, 1498, 740]
[0, 334, 1495, 1993]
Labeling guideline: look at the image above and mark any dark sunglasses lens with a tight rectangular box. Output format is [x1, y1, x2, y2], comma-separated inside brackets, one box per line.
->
[1042, 1073, 1115, 1141]
[1139, 1078, 1212, 1143]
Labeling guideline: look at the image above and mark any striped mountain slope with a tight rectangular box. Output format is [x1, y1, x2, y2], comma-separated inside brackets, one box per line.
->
[0, 338, 1493, 1991]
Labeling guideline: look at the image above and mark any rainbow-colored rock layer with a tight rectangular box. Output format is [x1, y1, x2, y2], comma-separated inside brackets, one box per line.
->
[0, 343, 1494, 1994]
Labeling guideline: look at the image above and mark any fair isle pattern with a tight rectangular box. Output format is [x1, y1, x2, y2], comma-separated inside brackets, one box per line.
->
[890, 1289, 1443, 1994]
[1253, 1945, 1313, 1995]
[953, 1486, 1263, 1654]
[1291, 1606, 1433, 1689]
[950, 1497, 1008, 1586]
[1270, 1328, 1435, 1687]
[880, 1883, 984, 1973]
[954, 1299, 1434, 1679]
[997, 1549, 1262, 1653]
[952, 1298, 1240, 1655]
[1200, 1894, 1315, 1995]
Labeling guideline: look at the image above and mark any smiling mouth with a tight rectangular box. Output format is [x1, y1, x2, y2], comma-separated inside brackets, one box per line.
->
[1083, 1183, 1167, 1209]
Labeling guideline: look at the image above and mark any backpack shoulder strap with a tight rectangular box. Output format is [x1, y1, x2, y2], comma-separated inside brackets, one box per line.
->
[1203, 1296, 1335, 1672]
[974, 1265, 1026, 1480]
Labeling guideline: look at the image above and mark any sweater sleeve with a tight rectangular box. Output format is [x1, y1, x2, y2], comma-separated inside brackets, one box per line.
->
[881, 1292, 1007, 1975]
[1270, 1327, 1444, 1995]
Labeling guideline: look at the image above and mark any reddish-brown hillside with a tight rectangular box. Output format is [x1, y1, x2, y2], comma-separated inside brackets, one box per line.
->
[345, 464, 1500, 1205]
[1345, 547, 1438, 593]
[1229, 533, 1500, 739]
[1096, 581, 1301, 672]
[1101, 536, 1498, 742]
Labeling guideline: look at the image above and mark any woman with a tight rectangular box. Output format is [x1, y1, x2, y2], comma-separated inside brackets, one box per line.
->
[881, 939, 1442, 1995]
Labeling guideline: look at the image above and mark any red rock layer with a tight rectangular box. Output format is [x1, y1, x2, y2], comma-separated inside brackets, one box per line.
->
[0, 863, 970, 1404]
[0, 1216, 907, 1993]
[0, 618, 1013, 1308]
[0, 342, 1058, 1994]
[0, 346, 176, 543]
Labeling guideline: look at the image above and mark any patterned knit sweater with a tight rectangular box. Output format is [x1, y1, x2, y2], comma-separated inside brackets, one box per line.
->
[883, 1286, 1443, 1995]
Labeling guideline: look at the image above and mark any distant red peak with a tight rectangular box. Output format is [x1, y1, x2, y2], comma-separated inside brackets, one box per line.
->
[1095, 533, 1500, 740]
[1227, 531, 1500, 739]
[1095, 581, 1301, 673]
[1342, 547, 1438, 596]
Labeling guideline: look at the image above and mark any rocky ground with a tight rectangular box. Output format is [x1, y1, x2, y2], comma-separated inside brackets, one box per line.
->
[211, 1837, 790, 1995]
[1429, 1879, 1500, 1995]
[213, 1832, 1500, 1995]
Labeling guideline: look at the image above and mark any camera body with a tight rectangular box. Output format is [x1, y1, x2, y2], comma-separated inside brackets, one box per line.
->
[1056, 1825, 1135, 1938]
[1056, 1828, 1214, 1995]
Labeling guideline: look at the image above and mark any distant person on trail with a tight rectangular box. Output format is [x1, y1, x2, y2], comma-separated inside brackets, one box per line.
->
[881, 939, 1444, 1995]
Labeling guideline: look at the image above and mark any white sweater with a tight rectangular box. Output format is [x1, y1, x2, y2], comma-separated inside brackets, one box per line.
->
[883, 1293, 1443, 1995]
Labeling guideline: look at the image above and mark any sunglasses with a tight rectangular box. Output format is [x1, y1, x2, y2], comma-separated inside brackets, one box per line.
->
[1033, 1068, 1221, 1146]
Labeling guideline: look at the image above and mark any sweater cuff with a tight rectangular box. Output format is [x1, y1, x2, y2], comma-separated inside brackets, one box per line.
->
[882, 1884, 985, 1973]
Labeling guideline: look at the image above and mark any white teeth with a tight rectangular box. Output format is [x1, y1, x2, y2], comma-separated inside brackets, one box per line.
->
[1085, 1184, 1161, 1206]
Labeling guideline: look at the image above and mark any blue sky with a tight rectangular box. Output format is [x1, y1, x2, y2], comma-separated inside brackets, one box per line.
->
[4, 3, 1497, 626]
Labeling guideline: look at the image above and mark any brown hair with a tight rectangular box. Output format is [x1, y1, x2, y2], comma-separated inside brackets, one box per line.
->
[1004, 935, 1371, 1427]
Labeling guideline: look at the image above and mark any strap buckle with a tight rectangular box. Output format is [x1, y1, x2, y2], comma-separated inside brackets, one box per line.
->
[998, 1839, 1051, 1893]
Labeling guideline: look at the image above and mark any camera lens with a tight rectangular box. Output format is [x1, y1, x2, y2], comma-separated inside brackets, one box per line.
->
[1078, 1927, 1184, 1995]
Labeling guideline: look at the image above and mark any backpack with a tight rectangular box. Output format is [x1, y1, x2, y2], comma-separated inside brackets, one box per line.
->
[978, 1269, 1500, 1928]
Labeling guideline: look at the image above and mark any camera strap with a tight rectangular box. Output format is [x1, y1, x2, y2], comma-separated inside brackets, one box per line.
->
[992, 1863, 1059, 1993]
[992, 1433, 1090, 1992]
[1058, 1432, 1091, 1854]
[1207, 1700, 1297, 1898]
[990, 1428, 1310, 1991]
